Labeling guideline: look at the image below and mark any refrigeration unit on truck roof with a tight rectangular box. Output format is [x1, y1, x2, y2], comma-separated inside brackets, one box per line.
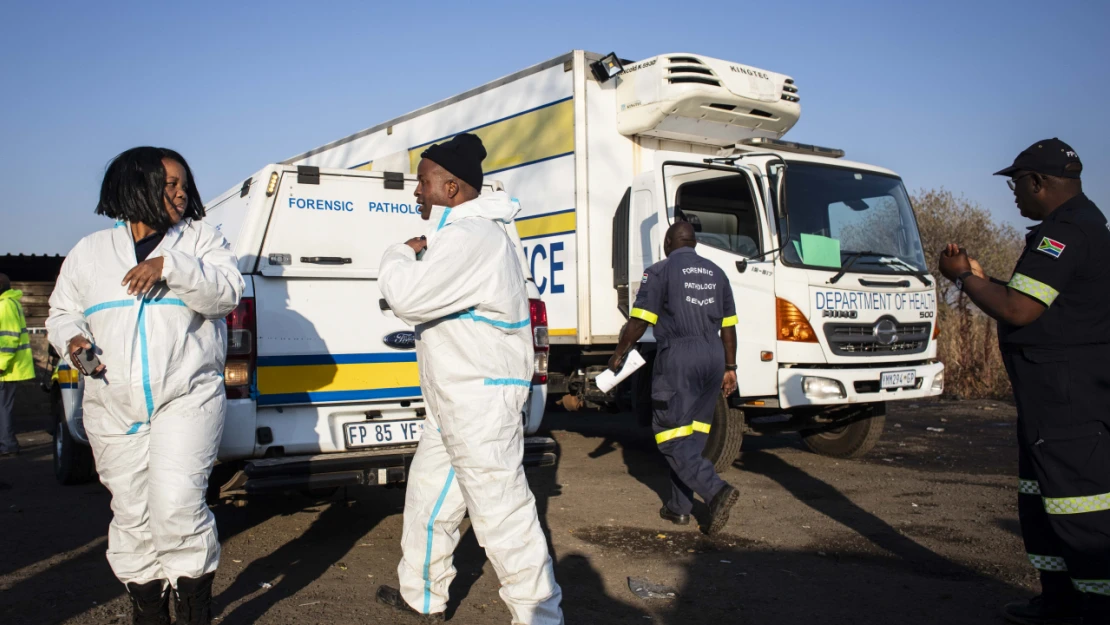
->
[615, 53, 801, 145]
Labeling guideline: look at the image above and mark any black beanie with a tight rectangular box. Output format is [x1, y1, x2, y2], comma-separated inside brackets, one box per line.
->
[420, 133, 487, 192]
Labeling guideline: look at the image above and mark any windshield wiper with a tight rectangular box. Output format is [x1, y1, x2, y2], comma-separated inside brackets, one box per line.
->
[876, 257, 933, 287]
[829, 250, 877, 284]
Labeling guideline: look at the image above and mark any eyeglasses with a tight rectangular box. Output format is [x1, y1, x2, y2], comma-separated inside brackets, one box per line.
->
[1007, 173, 1036, 191]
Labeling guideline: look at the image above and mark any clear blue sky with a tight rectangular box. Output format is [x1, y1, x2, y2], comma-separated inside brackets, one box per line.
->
[2, 0, 1107, 255]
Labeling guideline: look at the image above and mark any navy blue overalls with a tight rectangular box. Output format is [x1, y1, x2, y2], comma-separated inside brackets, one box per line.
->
[997, 193, 1110, 605]
[631, 246, 738, 516]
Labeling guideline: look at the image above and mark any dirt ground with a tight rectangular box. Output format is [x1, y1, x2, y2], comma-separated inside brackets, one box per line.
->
[0, 398, 1033, 625]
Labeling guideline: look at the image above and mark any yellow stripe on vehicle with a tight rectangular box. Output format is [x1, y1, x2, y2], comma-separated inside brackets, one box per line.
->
[630, 308, 658, 324]
[655, 421, 713, 444]
[257, 362, 421, 396]
[409, 98, 575, 175]
[548, 328, 577, 337]
[516, 210, 576, 240]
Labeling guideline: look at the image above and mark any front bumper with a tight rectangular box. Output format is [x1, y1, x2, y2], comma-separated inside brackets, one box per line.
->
[778, 361, 944, 409]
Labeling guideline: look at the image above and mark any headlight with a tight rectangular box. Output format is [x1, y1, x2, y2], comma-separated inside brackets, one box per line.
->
[931, 370, 944, 393]
[802, 376, 846, 400]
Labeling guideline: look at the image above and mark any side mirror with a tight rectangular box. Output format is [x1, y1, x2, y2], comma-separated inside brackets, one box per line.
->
[735, 260, 748, 273]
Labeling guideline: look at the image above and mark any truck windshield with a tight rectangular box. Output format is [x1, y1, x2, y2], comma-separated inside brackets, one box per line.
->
[777, 163, 927, 275]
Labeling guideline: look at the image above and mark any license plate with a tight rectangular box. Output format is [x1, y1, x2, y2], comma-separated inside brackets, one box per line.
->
[344, 419, 424, 449]
[880, 370, 916, 389]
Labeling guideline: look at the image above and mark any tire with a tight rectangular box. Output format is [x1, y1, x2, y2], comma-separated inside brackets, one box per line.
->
[801, 412, 885, 459]
[702, 395, 745, 472]
[53, 392, 96, 485]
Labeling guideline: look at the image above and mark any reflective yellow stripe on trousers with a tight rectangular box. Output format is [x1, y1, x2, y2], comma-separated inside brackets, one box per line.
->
[655, 421, 712, 444]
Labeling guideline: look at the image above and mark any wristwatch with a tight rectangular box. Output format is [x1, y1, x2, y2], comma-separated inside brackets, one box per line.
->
[725, 364, 738, 371]
[955, 271, 974, 292]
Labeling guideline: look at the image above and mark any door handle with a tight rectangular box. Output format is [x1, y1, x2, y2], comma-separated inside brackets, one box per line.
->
[301, 256, 352, 265]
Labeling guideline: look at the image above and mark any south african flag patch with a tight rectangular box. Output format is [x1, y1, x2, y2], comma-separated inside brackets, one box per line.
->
[1037, 237, 1066, 259]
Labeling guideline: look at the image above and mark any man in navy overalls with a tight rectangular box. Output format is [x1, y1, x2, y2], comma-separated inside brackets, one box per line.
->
[610, 222, 740, 535]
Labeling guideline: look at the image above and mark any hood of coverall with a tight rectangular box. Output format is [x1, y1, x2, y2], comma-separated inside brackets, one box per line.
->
[435, 190, 520, 231]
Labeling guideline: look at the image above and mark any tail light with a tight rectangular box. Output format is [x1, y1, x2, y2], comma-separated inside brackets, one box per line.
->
[530, 299, 549, 385]
[776, 297, 818, 343]
[225, 297, 256, 399]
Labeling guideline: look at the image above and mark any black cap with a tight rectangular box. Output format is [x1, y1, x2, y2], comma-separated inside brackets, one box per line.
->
[994, 138, 1082, 179]
[420, 133, 487, 192]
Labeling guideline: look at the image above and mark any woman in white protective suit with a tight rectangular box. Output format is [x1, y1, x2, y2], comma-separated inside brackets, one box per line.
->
[374, 133, 563, 624]
[46, 147, 243, 625]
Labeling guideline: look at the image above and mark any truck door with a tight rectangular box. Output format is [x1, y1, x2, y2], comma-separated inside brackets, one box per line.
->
[253, 169, 426, 407]
[655, 162, 778, 399]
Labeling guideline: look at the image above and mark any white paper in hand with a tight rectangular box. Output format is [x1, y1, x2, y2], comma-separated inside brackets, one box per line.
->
[596, 349, 646, 393]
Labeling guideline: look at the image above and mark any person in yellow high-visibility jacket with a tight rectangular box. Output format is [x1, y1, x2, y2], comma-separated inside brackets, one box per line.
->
[0, 273, 34, 456]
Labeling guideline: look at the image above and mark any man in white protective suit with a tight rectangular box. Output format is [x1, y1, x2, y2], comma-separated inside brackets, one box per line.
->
[47, 147, 243, 625]
[375, 133, 563, 624]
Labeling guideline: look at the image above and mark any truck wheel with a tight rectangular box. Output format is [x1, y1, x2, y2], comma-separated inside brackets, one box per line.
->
[801, 413, 885, 459]
[53, 394, 96, 485]
[702, 395, 744, 472]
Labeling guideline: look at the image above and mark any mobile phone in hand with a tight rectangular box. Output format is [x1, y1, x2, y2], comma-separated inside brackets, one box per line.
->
[75, 346, 102, 376]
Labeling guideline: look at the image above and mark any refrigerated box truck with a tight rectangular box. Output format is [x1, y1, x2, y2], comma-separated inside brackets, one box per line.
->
[283, 49, 945, 468]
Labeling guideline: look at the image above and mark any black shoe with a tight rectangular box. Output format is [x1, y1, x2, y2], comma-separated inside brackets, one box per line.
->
[376, 585, 446, 621]
[1002, 595, 1083, 625]
[659, 505, 691, 526]
[125, 580, 170, 625]
[705, 484, 739, 536]
[174, 573, 215, 625]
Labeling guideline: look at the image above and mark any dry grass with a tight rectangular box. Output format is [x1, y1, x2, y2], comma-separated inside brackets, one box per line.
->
[912, 189, 1025, 399]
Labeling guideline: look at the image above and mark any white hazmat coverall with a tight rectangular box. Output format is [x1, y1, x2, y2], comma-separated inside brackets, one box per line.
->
[379, 191, 563, 624]
[47, 220, 243, 586]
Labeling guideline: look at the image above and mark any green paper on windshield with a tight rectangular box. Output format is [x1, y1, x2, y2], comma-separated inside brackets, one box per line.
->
[800, 234, 841, 268]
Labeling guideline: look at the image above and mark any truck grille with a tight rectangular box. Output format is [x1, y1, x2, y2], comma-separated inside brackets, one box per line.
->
[823, 318, 930, 356]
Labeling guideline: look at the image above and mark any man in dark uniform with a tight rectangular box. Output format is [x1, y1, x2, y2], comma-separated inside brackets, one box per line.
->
[609, 222, 740, 535]
[939, 138, 1110, 625]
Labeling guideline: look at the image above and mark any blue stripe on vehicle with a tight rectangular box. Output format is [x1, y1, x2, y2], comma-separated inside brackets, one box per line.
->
[125, 422, 143, 435]
[484, 378, 532, 387]
[257, 353, 418, 367]
[423, 467, 456, 614]
[138, 301, 154, 419]
[255, 387, 423, 406]
[441, 308, 530, 329]
[84, 300, 134, 316]
[436, 207, 452, 231]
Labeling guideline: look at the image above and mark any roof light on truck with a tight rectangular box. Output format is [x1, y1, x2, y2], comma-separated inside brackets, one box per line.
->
[266, 171, 279, 196]
[740, 137, 845, 159]
[590, 52, 625, 83]
[776, 298, 818, 343]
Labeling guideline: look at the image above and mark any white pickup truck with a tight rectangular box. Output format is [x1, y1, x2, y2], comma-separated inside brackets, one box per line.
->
[49, 168, 555, 496]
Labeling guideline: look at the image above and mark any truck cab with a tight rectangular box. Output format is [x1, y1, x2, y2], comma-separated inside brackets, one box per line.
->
[619, 141, 942, 458]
